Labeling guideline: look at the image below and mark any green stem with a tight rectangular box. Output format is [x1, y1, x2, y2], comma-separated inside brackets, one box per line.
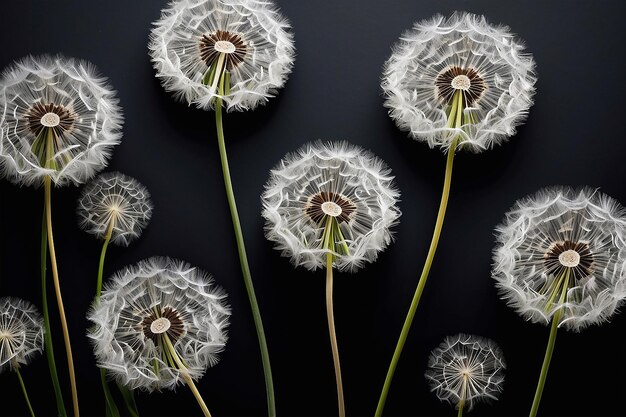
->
[529, 270, 569, 417]
[41, 172, 68, 417]
[457, 401, 464, 417]
[213, 65, 275, 416]
[375, 91, 464, 417]
[325, 252, 345, 417]
[16, 368, 36, 417]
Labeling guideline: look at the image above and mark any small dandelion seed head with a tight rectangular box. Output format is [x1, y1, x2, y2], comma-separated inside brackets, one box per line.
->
[262, 141, 401, 272]
[149, 0, 296, 112]
[492, 187, 626, 331]
[87, 257, 230, 392]
[0, 297, 44, 373]
[425, 334, 506, 411]
[382, 11, 537, 153]
[0, 55, 123, 187]
[77, 172, 153, 247]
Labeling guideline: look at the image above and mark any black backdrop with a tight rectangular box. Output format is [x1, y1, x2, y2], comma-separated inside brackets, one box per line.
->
[1, 1, 625, 416]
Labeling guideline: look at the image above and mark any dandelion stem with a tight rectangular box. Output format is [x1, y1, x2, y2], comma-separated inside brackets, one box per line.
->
[529, 270, 570, 417]
[326, 252, 345, 417]
[40, 210, 68, 417]
[16, 368, 36, 417]
[163, 334, 212, 417]
[96, 219, 115, 298]
[213, 66, 275, 416]
[375, 91, 463, 416]
[44, 176, 80, 417]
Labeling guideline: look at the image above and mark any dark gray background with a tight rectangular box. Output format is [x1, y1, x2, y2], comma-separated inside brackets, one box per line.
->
[1, 0, 625, 416]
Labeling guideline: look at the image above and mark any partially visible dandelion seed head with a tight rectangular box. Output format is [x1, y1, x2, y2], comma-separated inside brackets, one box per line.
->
[0, 297, 44, 373]
[0, 55, 123, 187]
[425, 334, 506, 411]
[87, 257, 230, 392]
[492, 187, 626, 331]
[262, 141, 401, 272]
[382, 11, 537, 153]
[77, 172, 153, 247]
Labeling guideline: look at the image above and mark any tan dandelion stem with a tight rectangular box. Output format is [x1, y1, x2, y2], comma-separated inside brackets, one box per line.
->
[212, 62, 276, 416]
[45, 176, 79, 417]
[325, 251, 345, 417]
[529, 269, 570, 417]
[376, 90, 464, 416]
[162, 333, 212, 417]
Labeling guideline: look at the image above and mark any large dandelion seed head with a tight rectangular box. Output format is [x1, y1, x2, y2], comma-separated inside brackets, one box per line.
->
[0, 55, 123, 187]
[492, 187, 626, 331]
[149, 0, 295, 112]
[382, 12, 537, 153]
[87, 257, 230, 391]
[425, 334, 506, 411]
[262, 141, 401, 272]
[0, 297, 44, 373]
[77, 172, 154, 247]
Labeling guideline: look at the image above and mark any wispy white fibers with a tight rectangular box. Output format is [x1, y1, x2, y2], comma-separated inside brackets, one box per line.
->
[0, 55, 123, 186]
[425, 334, 505, 411]
[77, 172, 153, 247]
[88, 257, 230, 392]
[382, 12, 536, 153]
[262, 141, 401, 272]
[493, 187, 626, 331]
[149, 0, 295, 111]
[0, 297, 44, 372]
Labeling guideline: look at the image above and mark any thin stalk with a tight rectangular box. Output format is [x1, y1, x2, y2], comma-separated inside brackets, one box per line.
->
[213, 63, 275, 416]
[163, 334, 212, 417]
[326, 252, 345, 417]
[96, 219, 115, 297]
[457, 402, 464, 417]
[529, 270, 570, 417]
[44, 176, 80, 417]
[16, 368, 36, 417]
[375, 91, 464, 416]
[41, 210, 68, 417]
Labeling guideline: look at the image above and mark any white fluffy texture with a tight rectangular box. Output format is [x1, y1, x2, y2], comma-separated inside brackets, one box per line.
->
[262, 141, 401, 272]
[0, 55, 123, 187]
[87, 257, 230, 392]
[425, 334, 506, 411]
[0, 297, 44, 373]
[382, 12, 536, 153]
[149, 0, 295, 112]
[77, 172, 153, 247]
[493, 187, 626, 331]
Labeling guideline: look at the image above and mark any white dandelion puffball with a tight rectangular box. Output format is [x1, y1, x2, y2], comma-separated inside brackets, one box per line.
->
[382, 12, 537, 153]
[88, 257, 230, 391]
[149, 0, 295, 111]
[0, 55, 123, 187]
[77, 172, 153, 247]
[262, 141, 401, 272]
[492, 187, 626, 331]
[0, 297, 44, 373]
[425, 334, 506, 411]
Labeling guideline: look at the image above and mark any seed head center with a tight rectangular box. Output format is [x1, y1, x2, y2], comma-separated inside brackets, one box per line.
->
[559, 249, 581, 268]
[41, 112, 61, 127]
[451, 74, 471, 91]
[321, 201, 342, 217]
[214, 40, 236, 54]
[150, 317, 171, 334]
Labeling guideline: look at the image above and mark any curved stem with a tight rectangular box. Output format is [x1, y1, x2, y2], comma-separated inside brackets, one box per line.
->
[16, 368, 36, 417]
[529, 270, 569, 417]
[214, 73, 275, 416]
[41, 210, 68, 417]
[163, 334, 212, 417]
[96, 220, 115, 298]
[44, 177, 80, 417]
[326, 253, 345, 417]
[376, 92, 464, 416]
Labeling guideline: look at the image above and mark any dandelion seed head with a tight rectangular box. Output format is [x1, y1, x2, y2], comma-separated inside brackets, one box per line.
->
[0, 297, 44, 373]
[262, 141, 401, 272]
[492, 187, 626, 331]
